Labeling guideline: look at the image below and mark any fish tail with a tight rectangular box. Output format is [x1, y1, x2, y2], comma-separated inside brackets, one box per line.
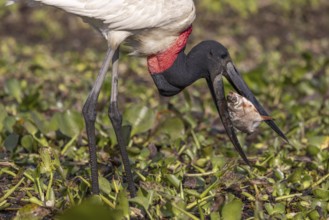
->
[261, 115, 274, 121]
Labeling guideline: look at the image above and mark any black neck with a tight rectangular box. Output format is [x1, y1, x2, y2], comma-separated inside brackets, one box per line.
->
[151, 40, 225, 96]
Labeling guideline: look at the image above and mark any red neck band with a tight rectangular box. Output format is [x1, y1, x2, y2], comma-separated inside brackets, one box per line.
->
[147, 26, 192, 74]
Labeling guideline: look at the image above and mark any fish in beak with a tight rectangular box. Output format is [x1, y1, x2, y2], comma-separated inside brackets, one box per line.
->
[207, 60, 288, 166]
[227, 91, 273, 133]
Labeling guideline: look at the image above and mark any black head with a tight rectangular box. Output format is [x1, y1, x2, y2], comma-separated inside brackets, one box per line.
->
[199, 40, 288, 165]
[206, 41, 230, 80]
[190, 40, 230, 79]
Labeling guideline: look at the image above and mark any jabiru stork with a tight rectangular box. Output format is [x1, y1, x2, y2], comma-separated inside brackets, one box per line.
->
[6, 0, 288, 198]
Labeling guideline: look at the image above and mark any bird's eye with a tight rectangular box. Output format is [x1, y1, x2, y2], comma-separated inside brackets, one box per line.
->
[221, 53, 228, 59]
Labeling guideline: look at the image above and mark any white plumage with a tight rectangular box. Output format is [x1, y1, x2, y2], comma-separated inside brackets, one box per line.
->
[7, 0, 195, 55]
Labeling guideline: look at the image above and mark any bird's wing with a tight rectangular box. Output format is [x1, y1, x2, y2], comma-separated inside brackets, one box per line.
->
[33, 0, 195, 31]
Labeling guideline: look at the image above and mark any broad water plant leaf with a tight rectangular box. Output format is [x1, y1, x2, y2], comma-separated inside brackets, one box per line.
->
[4, 133, 19, 153]
[221, 198, 243, 220]
[31, 112, 53, 135]
[24, 120, 38, 136]
[99, 176, 112, 195]
[14, 204, 50, 220]
[3, 116, 16, 133]
[4, 78, 22, 103]
[21, 135, 35, 152]
[130, 189, 154, 212]
[264, 203, 286, 216]
[58, 196, 124, 220]
[313, 188, 329, 200]
[155, 117, 185, 141]
[123, 103, 156, 136]
[56, 110, 84, 137]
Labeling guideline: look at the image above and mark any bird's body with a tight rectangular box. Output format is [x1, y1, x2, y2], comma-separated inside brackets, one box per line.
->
[7, 0, 288, 198]
[8, 0, 195, 55]
[227, 92, 272, 133]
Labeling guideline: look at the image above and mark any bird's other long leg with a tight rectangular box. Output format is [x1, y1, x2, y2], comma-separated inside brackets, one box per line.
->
[82, 48, 116, 195]
[108, 48, 136, 198]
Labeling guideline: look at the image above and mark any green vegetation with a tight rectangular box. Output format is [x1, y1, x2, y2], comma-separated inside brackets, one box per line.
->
[1, 0, 328, 219]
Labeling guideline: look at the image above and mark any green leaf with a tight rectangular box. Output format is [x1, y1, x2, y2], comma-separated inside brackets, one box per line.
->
[58, 196, 123, 220]
[3, 116, 16, 133]
[116, 190, 129, 219]
[124, 104, 155, 136]
[265, 203, 285, 215]
[24, 120, 38, 136]
[130, 196, 149, 211]
[313, 188, 329, 200]
[130, 189, 154, 213]
[57, 110, 84, 137]
[155, 117, 185, 141]
[0, 104, 8, 132]
[272, 203, 286, 215]
[4, 133, 19, 152]
[31, 112, 52, 134]
[308, 136, 329, 150]
[221, 198, 243, 220]
[166, 174, 181, 189]
[288, 168, 303, 183]
[4, 78, 22, 103]
[309, 210, 320, 220]
[14, 204, 50, 220]
[99, 176, 112, 195]
[210, 212, 220, 220]
[21, 135, 35, 152]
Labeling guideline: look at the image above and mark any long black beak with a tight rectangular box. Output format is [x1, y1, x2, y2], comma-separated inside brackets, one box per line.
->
[207, 61, 288, 166]
[224, 62, 289, 143]
[207, 73, 251, 166]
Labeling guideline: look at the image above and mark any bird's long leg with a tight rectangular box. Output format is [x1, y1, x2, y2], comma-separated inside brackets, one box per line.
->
[82, 48, 115, 195]
[108, 48, 136, 197]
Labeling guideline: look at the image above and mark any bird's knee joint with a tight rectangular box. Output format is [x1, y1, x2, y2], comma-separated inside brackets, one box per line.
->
[109, 102, 122, 125]
[82, 103, 96, 122]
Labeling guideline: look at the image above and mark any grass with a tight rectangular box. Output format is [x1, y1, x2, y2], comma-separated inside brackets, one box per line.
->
[0, 1, 329, 219]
